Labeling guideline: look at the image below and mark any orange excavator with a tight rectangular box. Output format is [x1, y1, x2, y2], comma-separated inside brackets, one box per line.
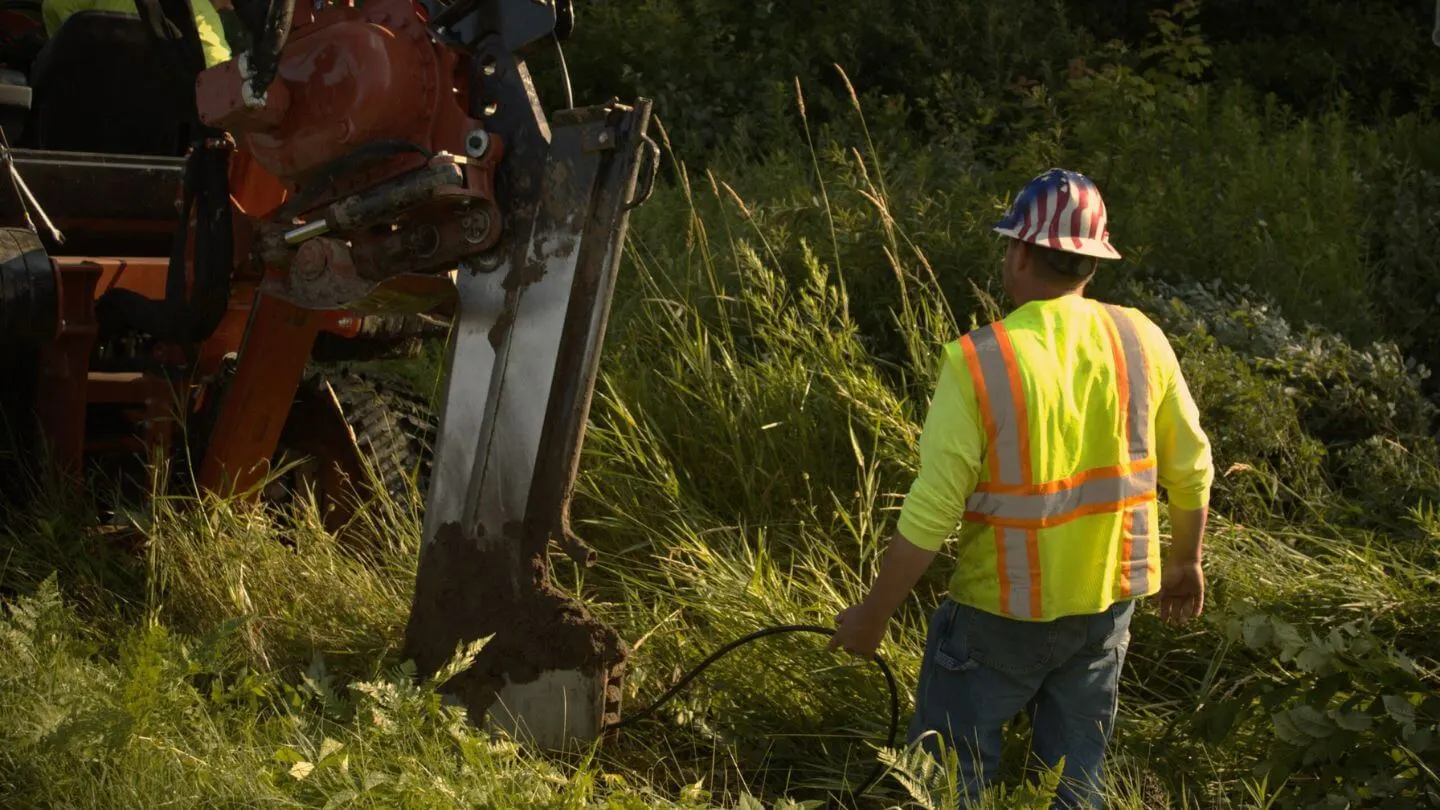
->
[0, 0, 656, 747]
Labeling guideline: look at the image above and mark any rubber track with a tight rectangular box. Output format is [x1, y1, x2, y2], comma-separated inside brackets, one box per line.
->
[313, 368, 437, 505]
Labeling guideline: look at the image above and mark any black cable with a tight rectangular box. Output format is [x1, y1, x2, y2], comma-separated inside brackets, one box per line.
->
[249, 0, 295, 98]
[605, 624, 899, 807]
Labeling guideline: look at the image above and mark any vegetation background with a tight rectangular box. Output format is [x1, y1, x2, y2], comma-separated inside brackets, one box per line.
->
[1, 0, 1438, 807]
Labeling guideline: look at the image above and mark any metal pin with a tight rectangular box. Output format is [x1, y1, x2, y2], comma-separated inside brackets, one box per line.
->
[285, 219, 330, 245]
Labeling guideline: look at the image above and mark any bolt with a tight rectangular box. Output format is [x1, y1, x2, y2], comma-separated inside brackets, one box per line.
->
[598, 131, 611, 145]
[466, 247, 503, 274]
[463, 210, 492, 244]
[465, 129, 491, 158]
[407, 225, 441, 259]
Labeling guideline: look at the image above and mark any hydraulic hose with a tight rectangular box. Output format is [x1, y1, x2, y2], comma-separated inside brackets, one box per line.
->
[247, 0, 294, 98]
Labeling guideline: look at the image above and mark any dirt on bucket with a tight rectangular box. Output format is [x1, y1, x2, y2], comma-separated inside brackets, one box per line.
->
[400, 519, 627, 734]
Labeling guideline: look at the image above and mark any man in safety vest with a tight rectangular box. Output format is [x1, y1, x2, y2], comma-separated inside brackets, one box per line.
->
[828, 168, 1214, 808]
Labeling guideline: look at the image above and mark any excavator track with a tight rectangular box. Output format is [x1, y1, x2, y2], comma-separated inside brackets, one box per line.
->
[311, 368, 436, 506]
[194, 360, 438, 528]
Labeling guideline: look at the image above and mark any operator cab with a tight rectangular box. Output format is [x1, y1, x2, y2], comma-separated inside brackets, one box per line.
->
[0, 8, 212, 254]
[13, 10, 195, 155]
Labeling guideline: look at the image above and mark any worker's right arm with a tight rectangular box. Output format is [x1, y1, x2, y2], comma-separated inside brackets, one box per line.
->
[829, 347, 981, 659]
[894, 344, 983, 551]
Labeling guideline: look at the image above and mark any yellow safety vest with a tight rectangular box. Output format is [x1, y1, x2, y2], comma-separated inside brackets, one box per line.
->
[42, 0, 232, 68]
[953, 302, 1160, 620]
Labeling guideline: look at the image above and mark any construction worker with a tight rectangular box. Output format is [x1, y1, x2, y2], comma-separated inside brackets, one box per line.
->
[828, 168, 1213, 808]
[41, 0, 232, 68]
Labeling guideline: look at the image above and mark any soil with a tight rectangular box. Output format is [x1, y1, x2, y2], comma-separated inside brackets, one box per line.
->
[401, 519, 628, 731]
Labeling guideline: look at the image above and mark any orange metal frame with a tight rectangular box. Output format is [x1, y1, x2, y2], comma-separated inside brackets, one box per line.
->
[38, 144, 364, 490]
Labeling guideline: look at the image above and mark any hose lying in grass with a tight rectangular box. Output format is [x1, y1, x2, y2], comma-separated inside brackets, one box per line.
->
[604, 624, 900, 805]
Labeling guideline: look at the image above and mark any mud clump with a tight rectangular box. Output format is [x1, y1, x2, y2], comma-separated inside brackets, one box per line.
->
[400, 521, 627, 731]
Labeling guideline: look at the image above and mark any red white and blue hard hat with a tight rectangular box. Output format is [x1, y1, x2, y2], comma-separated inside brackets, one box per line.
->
[993, 168, 1121, 260]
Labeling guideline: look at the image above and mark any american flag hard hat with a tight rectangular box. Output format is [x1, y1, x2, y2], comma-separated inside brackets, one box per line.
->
[993, 168, 1121, 260]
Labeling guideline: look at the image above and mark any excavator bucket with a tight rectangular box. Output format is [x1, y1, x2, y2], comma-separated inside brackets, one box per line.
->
[398, 21, 658, 748]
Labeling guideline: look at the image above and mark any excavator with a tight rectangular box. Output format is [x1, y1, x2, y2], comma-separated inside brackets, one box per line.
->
[0, 0, 656, 748]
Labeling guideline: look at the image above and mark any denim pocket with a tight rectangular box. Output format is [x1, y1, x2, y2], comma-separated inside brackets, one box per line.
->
[933, 600, 979, 672]
[966, 606, 1057, 674]
[1099, 598, 1136, 653]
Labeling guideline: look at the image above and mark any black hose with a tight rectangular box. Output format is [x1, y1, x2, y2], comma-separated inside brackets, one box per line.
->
[248, 0, 294, 97]
[217, 7, 254, 54]
[605, 625, 900, 807]
[232, 0, 268, 49]
[95, 136, 233, 344]
[182, 137, 235, 342]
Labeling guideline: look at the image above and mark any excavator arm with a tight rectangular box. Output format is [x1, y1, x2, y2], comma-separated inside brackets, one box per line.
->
[193, 0, 656, 746]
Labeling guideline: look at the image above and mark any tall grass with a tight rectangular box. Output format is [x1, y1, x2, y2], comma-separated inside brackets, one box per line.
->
[0, 64, 1438, 810]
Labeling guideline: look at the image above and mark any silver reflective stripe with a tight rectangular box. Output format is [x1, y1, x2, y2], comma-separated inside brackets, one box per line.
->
[1127, 502, 1152, 595]
[968, 326, 1023, 484]
[969, 325, 1037, 619]
[1102, 304, 1151, 461]
[965, 464, 1157, 523]
[1001, 526, 1035, 619]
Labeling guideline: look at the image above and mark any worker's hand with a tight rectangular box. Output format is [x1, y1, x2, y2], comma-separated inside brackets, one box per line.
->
[1157, 559, 1205, 625]
[827, 602, 889, 660]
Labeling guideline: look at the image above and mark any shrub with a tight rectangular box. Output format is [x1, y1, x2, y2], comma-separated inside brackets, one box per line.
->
[1119, 273, 1440, 532]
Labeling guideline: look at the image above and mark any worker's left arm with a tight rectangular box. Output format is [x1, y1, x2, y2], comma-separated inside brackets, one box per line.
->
[829, 346, 982, 659]
[1149, 325, 1214, 623]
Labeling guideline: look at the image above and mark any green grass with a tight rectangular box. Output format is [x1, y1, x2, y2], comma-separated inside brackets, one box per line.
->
[2, 52, 1440, 810]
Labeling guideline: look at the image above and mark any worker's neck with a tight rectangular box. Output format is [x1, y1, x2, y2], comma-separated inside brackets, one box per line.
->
[1011, 282, 1088, 309]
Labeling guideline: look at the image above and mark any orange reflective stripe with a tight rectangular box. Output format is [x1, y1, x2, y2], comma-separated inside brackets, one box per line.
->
[1099, 309, 1131, 456]
[965, 329, 1017, 616]
[1025, 528, 1042, 619]
[1101, 304, 1152, 461]
[994, 527, 1013, 615]
[967, 326, 1025, 484]
[965, 490, 1157, 530]
[1101, 304, 1156, 598]
[1120, 503, 1136, 598]
[966, 465, 1157, 523]
[1126, 502, 1153, 595]
[975, 458, 1155, 496]
[960, 335, 1002, 484]
[994, 323, 1040, 617]
[993, 527, 1038, 618]
[964, 323, 1040, 619]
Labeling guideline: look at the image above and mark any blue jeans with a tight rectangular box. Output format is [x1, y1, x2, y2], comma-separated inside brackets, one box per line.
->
[906, 597, 1135, 809]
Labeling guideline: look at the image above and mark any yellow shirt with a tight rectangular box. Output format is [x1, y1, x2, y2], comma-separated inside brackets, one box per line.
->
[897, 295, 1214, 616]
[42, 0, 232, 68]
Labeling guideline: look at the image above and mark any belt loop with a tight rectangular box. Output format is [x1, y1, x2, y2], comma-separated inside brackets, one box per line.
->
[941, 598, 960, 638]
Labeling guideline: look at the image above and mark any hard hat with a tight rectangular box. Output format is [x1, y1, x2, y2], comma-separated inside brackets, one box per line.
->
[993, 168, 1121, 260]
